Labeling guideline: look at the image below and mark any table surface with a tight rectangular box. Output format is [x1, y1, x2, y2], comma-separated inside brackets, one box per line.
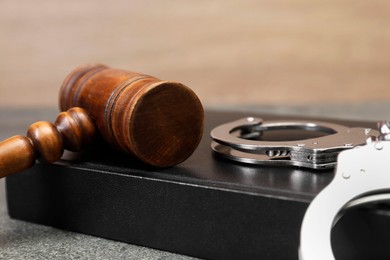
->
[1, 105, 390, 259]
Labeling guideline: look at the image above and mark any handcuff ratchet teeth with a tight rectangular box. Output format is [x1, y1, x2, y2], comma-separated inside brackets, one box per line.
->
[211, 117, 379, 169]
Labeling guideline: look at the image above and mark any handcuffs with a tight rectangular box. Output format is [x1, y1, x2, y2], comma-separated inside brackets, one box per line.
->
[211, 117, 376, 169]
[211, 118, 390, 259]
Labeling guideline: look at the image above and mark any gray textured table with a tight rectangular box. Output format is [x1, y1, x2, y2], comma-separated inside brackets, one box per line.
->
[1, 104, 389, 259]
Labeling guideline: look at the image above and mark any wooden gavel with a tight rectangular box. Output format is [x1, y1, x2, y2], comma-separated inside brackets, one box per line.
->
[0, 64, 204, 178]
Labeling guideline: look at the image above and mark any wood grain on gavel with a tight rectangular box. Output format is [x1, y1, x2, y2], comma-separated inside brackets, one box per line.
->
[0, 64, 204, 178]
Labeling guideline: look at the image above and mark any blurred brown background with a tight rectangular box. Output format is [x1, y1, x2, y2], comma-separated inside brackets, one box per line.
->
[1, 0, 390, 109]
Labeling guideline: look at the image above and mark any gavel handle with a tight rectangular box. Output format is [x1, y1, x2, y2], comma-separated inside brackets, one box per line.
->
[0, 107, 96, 178]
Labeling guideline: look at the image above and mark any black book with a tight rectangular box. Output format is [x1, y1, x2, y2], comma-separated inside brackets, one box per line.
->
[6, 110, 389, 260]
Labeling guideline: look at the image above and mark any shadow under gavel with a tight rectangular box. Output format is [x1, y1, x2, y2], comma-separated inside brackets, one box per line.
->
[0, 64, 204, 178]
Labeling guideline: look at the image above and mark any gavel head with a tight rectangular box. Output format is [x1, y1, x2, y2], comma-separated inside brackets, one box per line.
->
[59, 64, 204, 167]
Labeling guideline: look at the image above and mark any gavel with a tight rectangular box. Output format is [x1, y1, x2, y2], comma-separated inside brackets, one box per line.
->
[0, 64, 204, 178]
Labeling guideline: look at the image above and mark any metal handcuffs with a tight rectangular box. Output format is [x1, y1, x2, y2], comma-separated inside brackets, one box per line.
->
[211, 118, 390, 258]
[211, 117, 378, 169]
[299, 121, 390, 260]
